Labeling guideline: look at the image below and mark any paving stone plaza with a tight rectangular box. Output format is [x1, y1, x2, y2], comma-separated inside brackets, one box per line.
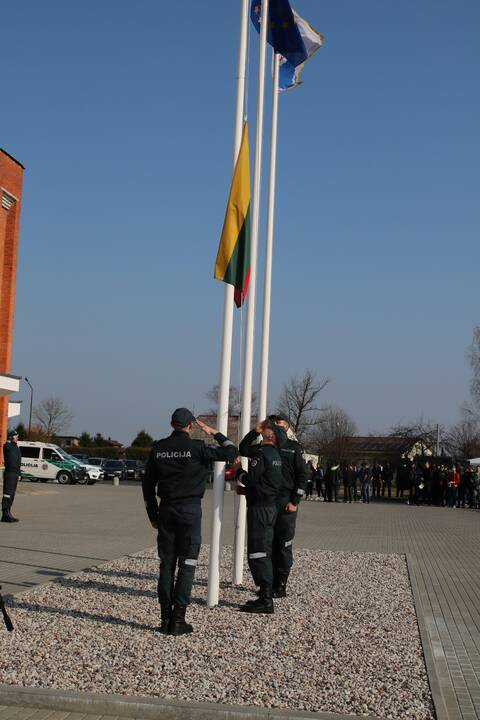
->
[0, 482, 479, 720]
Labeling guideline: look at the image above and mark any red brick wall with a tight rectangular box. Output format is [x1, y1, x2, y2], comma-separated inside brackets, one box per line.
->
[0, 150, 24, 459]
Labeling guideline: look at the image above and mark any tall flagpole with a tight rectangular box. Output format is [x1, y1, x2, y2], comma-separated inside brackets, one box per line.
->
[207, 0, 250, 609]
[258, 52, 280, 419]
[232, 0, 270, 585]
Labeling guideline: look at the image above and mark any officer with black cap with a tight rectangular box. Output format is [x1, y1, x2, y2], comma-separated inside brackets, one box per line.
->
[142, 408, 238, 636]
[2, 430, 21, 523]
[268, 413, 308, 598]
[237, 419, 287, 614]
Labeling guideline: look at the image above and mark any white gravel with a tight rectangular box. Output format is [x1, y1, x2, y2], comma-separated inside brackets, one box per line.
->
[0, 547, 434, 719]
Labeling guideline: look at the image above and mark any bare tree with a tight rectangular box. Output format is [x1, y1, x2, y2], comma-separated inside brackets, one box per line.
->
[206, 385, 257, 416]
[33, 397, 73, 437]
[388, 418, 440, 454]
[276, 369, 329, 442]
[443, 418, 480, 460]
[307, 405, 357, 460]
[466, 326, 480, 418]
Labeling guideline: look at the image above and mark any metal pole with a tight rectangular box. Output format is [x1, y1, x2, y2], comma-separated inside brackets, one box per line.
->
[207, 0, 249, 608]
[25, 377, 33, 439]
[258, 52, 280, 419]
[233, 0, 270, 585]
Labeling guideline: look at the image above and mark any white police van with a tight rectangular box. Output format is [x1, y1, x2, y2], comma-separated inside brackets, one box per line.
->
[18, 441, 92, 485]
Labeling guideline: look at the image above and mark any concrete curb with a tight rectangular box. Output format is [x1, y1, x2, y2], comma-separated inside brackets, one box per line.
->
[0, 684, 386, 720]
[406, 554, 454, 720]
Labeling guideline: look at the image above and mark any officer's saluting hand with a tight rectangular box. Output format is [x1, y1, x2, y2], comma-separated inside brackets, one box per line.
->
[142, 408, 238, 636]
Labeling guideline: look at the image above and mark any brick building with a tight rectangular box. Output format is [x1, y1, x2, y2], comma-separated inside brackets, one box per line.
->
[0, 149, 25, 460]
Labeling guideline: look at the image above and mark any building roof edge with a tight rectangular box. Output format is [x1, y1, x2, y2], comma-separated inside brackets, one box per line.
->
[0, 148, 25, 170]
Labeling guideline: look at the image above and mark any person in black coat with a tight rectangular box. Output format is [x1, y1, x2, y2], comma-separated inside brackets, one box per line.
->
[143, 409, 238, 635]
[237, 420, 288, 614]
[2, 430, 22, 523]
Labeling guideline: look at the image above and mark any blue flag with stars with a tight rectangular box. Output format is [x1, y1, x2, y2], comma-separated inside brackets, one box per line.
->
[250, 0, 308, 68]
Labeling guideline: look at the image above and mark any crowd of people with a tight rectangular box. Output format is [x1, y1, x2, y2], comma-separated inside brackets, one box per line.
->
[305, 459, 480, 509]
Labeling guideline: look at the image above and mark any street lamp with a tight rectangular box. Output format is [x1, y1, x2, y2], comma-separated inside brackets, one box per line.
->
[24, 377, 33, 439]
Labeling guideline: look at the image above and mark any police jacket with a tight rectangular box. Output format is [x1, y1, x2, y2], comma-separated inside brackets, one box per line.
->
[3, 442, 21, 473]
[239, 430, 307, 505]
[142, 430, 238, 522]
[238, 430, 284, 507]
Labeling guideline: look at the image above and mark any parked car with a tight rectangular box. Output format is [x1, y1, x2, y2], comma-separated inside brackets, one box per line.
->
[17, 442, 88, 485]
[123, 459, 145, 481]
[225, 462, 236, 482]
[102, 459, 127, 482]
[88, 457, 107, 468]
[70, 453, 90, 462]
[70, 458, 103, 484]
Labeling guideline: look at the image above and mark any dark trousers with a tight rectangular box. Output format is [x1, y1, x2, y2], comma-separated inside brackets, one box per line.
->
[361, 481, 370, 503]
[343, 483, 352, 502]
[156, 502, 201, 609]
[381, 480, 392, 498]
[351, 479, 357, 500]
[272, 500, 297, 579]
[247, 505, 278, 588]
[2, 471, 19, 512]
[447, 486, 457, 508]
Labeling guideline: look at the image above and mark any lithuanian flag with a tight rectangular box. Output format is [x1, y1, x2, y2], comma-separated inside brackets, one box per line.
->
[214, 121, 251, 308]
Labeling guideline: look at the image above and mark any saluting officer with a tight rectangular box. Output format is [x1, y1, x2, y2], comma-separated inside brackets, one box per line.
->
[237, 419, 287, 614]
[143, 408, 238, 636]
[268, 414, 307, 597]
[2, 430, 21, 523]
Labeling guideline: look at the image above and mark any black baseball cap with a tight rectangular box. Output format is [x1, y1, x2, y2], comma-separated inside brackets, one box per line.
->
[7, 429, 18, 439]
[171, 408, 196, 427]
[268, 413, 290, 425]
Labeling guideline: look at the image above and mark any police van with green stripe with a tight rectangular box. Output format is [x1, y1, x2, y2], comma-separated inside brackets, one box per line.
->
[18, 441, 90, 484]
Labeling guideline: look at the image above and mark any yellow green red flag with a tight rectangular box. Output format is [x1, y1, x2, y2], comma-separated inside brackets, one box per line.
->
[214, 121, 251, 308]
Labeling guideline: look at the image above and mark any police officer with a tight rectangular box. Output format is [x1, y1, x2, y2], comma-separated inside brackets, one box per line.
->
[237, 419, 287, 614]
[267, 414, 307, 597]
[2, 430, 21, 523]
[142, 408, 238, 636]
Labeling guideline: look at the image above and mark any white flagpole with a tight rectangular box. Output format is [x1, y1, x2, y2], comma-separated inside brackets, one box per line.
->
[207, 0, 250, 609]
[258, 52, 280, 419]
[232, 0, 270, 585]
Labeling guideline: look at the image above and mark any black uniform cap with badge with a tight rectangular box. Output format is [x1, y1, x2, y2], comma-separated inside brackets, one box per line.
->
[171, 408, 196, 427]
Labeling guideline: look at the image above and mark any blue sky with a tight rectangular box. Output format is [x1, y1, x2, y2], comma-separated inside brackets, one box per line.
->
[2, 0, 479, 443]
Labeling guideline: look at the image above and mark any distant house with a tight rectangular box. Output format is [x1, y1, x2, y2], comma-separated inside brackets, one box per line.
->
[319, 436, 433, 468]
[55, 435, 80, 448]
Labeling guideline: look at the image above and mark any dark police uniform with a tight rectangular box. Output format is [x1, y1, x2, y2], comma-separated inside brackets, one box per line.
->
[2, 436, 21, 522]
[272, 436, 307, 593]
[142, 419, 237, 632]
[238, 430, 285, 598]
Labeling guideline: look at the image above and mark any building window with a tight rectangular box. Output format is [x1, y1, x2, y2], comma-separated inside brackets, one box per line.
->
[1, 191, 16, 210]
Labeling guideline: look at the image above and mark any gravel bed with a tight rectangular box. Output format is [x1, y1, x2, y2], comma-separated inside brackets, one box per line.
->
[0, 546, 434, 719]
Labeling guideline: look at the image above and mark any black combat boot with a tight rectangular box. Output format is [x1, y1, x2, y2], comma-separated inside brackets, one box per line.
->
[159, 604, 172, 634]
[168, 604, 193, 636]
[1, 508, 18, 523]
[240, 585, 274, 614]
[272, 572, 289, 598]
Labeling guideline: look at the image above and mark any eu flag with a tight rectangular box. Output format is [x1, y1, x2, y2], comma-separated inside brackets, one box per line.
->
[251, 0, 308, 68]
